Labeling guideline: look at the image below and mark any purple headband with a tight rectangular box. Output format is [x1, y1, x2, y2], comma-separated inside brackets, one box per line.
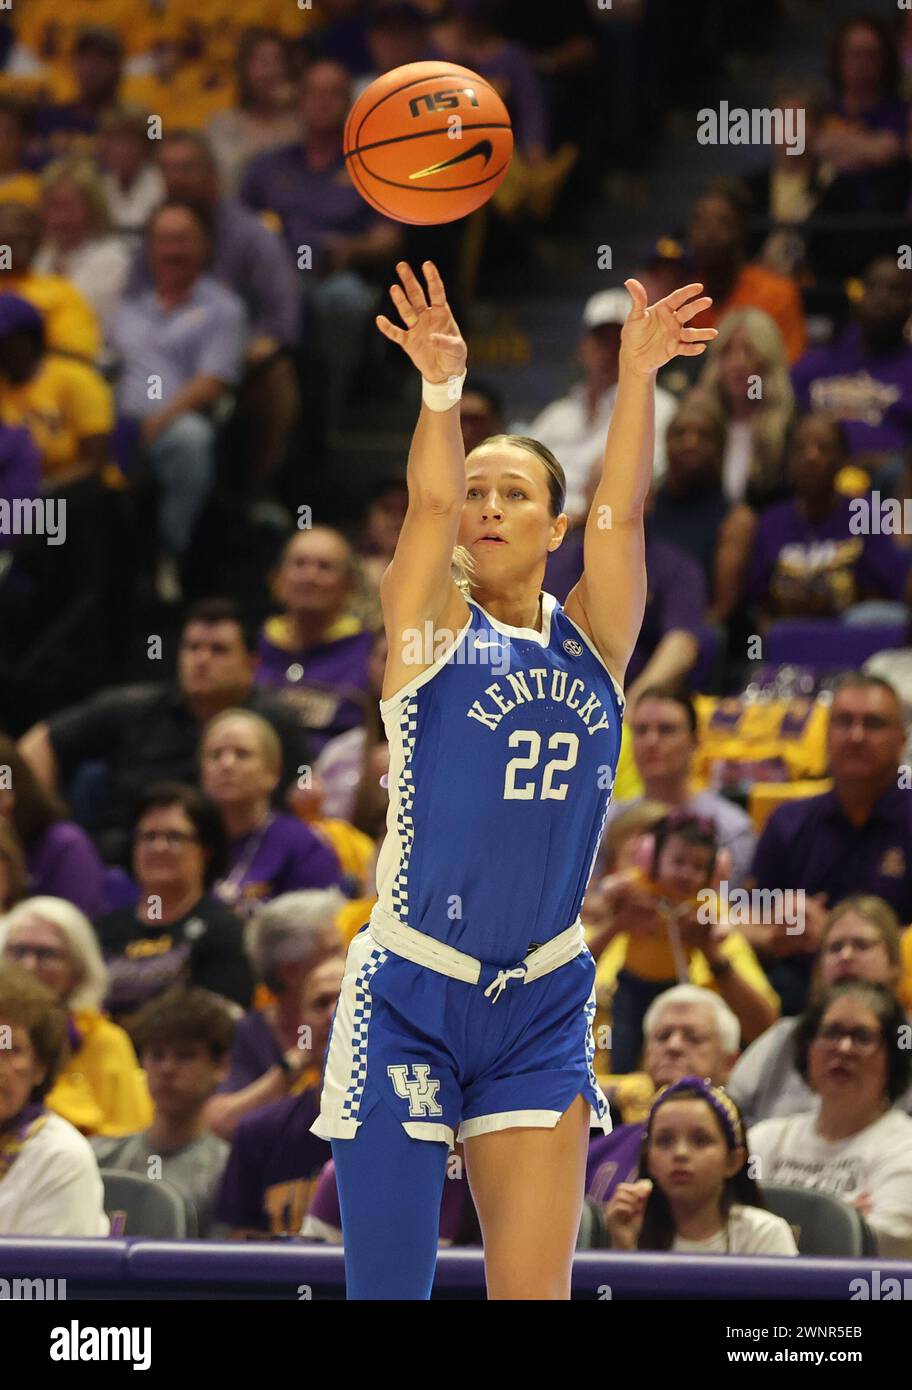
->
[648, 1074, 745, 1149]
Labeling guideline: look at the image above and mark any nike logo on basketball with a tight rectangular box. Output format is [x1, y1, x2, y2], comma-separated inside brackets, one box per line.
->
[409, 139, 494, 181]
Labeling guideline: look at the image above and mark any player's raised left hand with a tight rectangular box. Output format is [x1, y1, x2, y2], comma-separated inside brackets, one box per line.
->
[619, 279, 718, 376]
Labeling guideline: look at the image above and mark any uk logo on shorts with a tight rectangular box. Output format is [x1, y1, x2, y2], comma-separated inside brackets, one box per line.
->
[387, 1064, 444, 1117]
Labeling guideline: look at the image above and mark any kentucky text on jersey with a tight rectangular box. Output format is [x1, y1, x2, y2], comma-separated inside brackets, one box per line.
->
[466, 667, 614, 735]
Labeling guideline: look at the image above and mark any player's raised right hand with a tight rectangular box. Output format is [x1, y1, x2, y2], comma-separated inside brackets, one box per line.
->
[376, 259, 467, 385]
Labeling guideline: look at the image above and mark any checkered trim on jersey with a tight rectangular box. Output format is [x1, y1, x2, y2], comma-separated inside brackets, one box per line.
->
[339, 945, 388, 1123]
[389, 694, 418, 921]
[584, 997, 609, 1121]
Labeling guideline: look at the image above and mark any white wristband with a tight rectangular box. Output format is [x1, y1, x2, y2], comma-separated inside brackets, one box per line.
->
[421, 370, 467, 412]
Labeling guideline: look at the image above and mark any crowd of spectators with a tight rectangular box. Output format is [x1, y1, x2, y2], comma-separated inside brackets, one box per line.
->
[1, 1, 912, 1267]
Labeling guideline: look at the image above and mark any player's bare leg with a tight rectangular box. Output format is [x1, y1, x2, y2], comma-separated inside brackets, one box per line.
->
[463, 1093, 592, 1299]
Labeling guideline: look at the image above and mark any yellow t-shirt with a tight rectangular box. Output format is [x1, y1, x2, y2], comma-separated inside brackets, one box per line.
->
[46, 1009, 154, 1138]
[595, 926, 780, 1012]
[0, 353, 114, 478]
[899, 927, 912, 1015]
[0, 171, 42, 207]
[3, 271, 100, 361]
[613, 720, 643, 803]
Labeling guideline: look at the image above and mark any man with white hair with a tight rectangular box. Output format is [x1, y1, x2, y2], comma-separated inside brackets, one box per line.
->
[528, 289, 678, 524]
[586, 984, 741, 1204]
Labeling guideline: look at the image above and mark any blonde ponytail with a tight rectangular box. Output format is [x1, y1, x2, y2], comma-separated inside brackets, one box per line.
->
[451, 543, 477, 598]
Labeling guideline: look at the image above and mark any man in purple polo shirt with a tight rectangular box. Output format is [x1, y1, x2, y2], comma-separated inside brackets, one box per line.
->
[791, 257, 912, 486]
[107, 201, 246, 600]
[241, 59, 402, 430]
[586, 985, 740, 1209]
[256, 526, 375, 755]
[746, 672, 912, 1015]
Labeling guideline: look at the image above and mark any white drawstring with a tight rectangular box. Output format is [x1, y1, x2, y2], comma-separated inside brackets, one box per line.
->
[483, 965, 527, 1003]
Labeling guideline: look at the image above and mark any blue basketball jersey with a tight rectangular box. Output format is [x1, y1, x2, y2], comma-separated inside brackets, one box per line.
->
[372, 590, 624, 965]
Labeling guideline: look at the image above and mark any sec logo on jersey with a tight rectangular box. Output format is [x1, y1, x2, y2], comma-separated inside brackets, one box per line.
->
[563, 638, 583, 658]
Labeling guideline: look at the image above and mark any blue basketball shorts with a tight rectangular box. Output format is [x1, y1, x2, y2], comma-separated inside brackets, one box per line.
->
[311, 921, 612, 1147]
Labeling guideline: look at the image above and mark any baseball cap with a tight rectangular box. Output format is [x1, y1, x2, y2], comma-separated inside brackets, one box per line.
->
[582, 288, 630, 330]
[0, 293, 45, 338]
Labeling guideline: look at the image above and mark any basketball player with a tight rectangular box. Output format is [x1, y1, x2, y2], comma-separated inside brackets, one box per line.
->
[312, 259, 716, 1298]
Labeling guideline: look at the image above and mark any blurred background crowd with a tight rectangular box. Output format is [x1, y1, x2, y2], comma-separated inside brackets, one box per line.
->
[2, 0, 912, 1262]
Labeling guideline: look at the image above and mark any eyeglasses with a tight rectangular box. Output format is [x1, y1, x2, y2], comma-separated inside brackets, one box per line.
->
[5, 944, 68, 965]
[135, 830, 199, 848]
[815, 1024, 883, 1054]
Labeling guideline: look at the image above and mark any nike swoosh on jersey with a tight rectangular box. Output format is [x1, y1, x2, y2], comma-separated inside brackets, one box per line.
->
[409, 139, 494, 181]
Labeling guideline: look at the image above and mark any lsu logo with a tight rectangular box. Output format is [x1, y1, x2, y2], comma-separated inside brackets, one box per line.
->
[387, 1063, 443, 1117]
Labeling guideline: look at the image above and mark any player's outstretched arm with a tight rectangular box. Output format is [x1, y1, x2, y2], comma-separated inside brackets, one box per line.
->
[375, 259, 469, 634]
[565, 280, 717, 687]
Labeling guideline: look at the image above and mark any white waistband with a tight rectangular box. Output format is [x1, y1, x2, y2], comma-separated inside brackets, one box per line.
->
[367, 903, 585, 985]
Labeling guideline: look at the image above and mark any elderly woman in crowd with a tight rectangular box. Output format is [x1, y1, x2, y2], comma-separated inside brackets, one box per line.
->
[200, 708, 343, 918]
[204, 889, 345, 1141]
[94, 782, 253, 1021]
[749, 981, 912, 1257]
[730, 895, 912, 1125]
[0, 962, 108, 1235]
[0, 896, 151, 1136]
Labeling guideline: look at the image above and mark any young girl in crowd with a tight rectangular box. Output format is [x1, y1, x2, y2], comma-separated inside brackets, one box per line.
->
[594, 809, 776, 1072]
[606, 1076, 797, 1254]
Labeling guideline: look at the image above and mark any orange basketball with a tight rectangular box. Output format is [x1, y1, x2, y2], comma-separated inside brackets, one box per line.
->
[343, 61, 513, 225]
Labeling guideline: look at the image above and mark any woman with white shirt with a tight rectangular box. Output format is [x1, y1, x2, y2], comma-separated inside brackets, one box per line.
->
[749, 981, 912, 1258]
[33, 157, 130, 326]
[0, 961, 108, 1237]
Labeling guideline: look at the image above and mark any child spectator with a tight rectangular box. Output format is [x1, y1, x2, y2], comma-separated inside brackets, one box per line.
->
[92, 988, 234, 1236]
[606, 1076, 797, 1254]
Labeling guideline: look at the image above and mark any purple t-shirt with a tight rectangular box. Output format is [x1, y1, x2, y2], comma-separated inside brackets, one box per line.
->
[307, 1153, 470, 1242]
[214, 1090, 330, 1234]
[0, 423, 41, 547]
[255, 618, 374, 756]
[749, 495, 910, 616]
[216, 1009, 282, 1094]
[585, 1123, 645, 1203]
[213, 812, 343, 916]
[791, 326, 912, 458]
[544, 527, 708, 686]
[25, 821, 106, 918]
[240, 144, 388, 265]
